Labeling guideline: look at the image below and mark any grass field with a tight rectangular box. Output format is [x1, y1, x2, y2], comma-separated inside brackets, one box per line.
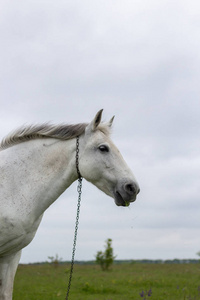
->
[13, 263, 200, 300]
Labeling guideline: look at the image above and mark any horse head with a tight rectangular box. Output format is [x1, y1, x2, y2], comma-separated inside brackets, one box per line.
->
[79, 109, 140, 206]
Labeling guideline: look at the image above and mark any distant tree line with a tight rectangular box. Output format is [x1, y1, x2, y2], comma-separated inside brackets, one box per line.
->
[129, 259, 200, 264]
[25, 258, 200, 266]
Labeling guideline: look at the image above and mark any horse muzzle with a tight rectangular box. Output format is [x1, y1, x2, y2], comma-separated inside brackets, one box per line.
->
[114, 181, 140, 207]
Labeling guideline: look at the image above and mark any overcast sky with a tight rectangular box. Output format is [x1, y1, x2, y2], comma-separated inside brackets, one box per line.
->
[0, 0, 200, 263]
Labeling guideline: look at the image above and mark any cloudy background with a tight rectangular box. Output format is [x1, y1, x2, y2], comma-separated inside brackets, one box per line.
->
[0, 0, 200, 263]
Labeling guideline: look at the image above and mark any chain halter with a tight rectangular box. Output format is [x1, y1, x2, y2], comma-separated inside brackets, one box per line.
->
[65, 136, 82, 300]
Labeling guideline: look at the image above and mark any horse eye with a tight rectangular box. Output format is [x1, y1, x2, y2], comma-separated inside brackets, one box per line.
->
[99, 145, 109, 152]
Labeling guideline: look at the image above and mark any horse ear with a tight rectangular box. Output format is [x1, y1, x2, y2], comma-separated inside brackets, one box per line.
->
[108, 115, 115, 127]
[87, 109, 103, 132]
[93, 109, 103, 130]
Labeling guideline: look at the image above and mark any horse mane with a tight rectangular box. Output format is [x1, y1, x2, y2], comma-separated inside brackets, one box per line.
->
[0, 122, 111, 150]
[0, 123, 88, 150]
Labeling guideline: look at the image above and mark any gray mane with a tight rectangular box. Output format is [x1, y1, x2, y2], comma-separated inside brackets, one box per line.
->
[0, 123, 88, 150]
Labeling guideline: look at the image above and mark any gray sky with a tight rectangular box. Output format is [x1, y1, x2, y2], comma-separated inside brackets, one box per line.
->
[0, 0, 200, 263]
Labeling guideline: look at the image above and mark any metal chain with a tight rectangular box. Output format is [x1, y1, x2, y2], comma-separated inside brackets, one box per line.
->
[65, 136, 82, 300]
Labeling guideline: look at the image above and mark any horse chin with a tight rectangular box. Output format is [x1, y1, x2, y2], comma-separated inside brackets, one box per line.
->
[114, 191, 130, 207]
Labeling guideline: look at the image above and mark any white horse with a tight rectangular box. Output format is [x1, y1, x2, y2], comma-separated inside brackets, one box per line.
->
[0, 109, 140, 299]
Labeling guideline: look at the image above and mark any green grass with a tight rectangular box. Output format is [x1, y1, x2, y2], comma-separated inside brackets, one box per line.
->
[13, 263, 200, 300]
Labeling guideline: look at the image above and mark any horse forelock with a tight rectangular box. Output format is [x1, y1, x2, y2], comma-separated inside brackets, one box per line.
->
[0, 122, 111, 150]
[97, 124, 112, 136]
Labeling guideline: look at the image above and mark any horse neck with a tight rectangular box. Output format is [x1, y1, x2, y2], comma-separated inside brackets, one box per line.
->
[2, 138, 78, 220]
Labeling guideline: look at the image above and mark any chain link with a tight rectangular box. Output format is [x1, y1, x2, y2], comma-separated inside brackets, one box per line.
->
[65, 136, 82, 300]
[75, 136, 82, 179]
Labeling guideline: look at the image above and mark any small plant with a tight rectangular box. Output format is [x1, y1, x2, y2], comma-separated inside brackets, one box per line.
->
[48, 254, 62, 267]
[95, 238, 116, 271]
[196, 251, 200, 263]
[139, 288, 152, 299]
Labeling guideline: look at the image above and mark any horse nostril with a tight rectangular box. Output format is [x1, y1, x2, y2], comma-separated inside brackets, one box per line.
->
[124, 182, 140, 195]
[126, 184, 134, 193]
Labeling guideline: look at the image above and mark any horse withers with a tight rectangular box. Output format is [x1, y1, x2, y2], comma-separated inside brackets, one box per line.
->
[0, 109, 140, 299]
